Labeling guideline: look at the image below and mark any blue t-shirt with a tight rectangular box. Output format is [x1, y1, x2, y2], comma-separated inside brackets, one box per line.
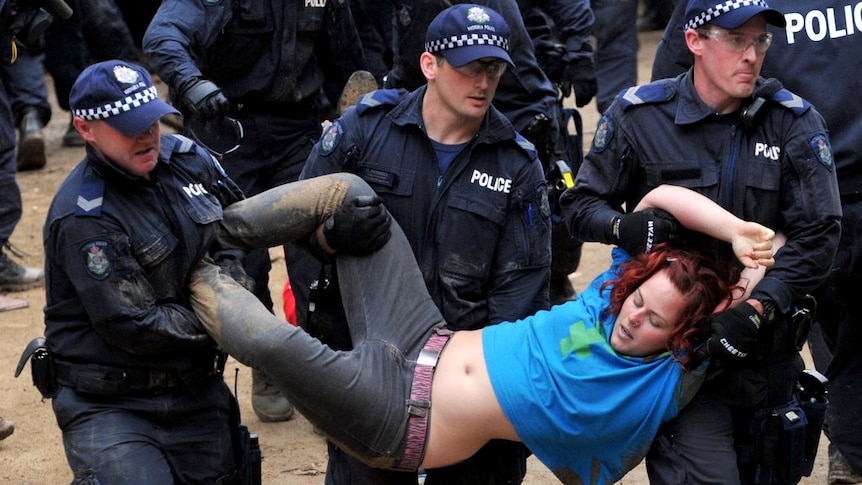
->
[483, 248, 707, 484]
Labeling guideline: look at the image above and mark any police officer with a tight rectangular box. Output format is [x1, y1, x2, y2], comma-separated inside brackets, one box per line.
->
[298, 5, 552, 484]
[378, 0, 593, 307]
[652, 1, 862, 483]
[590, 0, 638, 114]
[560, 1, 842, 484]
[0, 0, 47, 294]
[521, 0, 596, 304]
[143, 0, 368, 423]
[43, 60, 246, 484]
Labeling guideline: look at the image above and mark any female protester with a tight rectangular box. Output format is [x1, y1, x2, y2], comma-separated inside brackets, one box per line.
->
[191, 179, 775, 485]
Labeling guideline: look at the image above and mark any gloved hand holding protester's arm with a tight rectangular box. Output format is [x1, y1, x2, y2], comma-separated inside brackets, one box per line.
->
[316, 195, 391, 256]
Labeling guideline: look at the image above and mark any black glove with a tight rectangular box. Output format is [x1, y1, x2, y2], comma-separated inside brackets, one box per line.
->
[560, 57, 598, 108]
[323, 195, 391, 255]
[705, 302, 764, 363]
[180, 78, 230, 120]
[611, 208, 679, 255]
[213, 251, 255, 293]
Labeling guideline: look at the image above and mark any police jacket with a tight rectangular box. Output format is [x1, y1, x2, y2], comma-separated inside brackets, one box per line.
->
[561, 71, 842, 314]
[652, 0, 862, 201]
[43, 135, 244, 374]
[143, 0, 366, 111]
[302, 87, 552, 330]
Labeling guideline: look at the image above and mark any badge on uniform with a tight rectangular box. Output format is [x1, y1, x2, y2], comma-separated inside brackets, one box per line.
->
[809, 134, 834, 171]
[592, 114, 614, 153]
[319, 120, 344, 156]
[81, 240, 113, 280]
[538, 185, 551, 220]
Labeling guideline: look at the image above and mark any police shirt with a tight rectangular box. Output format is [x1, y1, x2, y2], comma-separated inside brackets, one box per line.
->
[561, 71, 841, 314]
[43, 135, 244, 370]
[143, 0, 366, 109]
[302, 87, 552, 330]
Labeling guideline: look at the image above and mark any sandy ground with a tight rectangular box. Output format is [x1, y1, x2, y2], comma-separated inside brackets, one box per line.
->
[0, 29, 829, 484]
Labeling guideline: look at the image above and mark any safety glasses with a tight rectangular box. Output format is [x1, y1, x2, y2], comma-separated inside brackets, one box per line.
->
[697, 29, 773, 54]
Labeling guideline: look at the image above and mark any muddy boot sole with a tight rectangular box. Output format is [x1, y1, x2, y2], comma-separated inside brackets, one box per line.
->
[337, 70, 378, 116]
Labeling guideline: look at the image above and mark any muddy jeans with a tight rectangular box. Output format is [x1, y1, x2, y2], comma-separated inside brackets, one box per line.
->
[198, 173, 446, 469]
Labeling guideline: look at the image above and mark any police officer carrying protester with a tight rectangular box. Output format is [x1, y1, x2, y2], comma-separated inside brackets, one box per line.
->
[143, 0, 369, 423]
[651, 1, 862, 483]
[41, 60, 249, 484]
[297, 4, 551, 484]
[561, 0, 842, 484]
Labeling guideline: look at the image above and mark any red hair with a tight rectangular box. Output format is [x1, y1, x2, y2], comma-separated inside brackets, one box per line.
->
[602, 244, 742, 369]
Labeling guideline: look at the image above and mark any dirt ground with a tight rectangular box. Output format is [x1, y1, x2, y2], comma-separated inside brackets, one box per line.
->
[0, 30, 830, 484]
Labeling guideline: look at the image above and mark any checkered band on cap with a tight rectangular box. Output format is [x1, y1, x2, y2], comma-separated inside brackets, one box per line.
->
[685, 0, 770, 30]
[425, 33, 509, 55]
[73, 85, 160, 121]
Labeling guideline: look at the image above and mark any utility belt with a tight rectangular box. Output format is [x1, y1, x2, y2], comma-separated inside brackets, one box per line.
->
[715, 296, 829, 484]
[736, 370, 829, 485]
[15, 337, 226, 398]
[54, 360, 184, 396]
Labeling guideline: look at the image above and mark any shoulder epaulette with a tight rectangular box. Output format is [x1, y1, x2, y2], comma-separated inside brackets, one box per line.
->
[766, 88, 811, 117]
[617, 80, 676, 110]
[163, 133, 197, 154]
[514, 132, 538, 159]
[356, 89, 404, 115]
[76, 167, 106, 217]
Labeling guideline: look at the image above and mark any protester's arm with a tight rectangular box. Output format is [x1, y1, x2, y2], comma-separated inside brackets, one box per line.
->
[635, 184, 775, 269]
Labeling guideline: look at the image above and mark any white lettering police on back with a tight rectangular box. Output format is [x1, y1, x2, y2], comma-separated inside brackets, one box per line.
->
[471, 170, 512, 193]
[783, 3, 862, 43]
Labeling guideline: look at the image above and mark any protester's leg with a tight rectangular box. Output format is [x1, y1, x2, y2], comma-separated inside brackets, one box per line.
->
[198, 173, 445, 468]
[216, 173, 359, 251]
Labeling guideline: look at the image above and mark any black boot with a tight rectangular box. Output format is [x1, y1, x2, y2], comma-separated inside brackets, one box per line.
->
[17, 108, 46, 171]
[0, 249, 44, 292]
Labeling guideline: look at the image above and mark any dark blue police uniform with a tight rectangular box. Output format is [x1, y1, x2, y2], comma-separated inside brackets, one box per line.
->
[306, 87, 551, 329]
[561, 71, 842, 484]
[652, 0, 862, 479]
[301, 87, 551, 485]
[43, 135, 245, 484]
[144, 0, 368, 310]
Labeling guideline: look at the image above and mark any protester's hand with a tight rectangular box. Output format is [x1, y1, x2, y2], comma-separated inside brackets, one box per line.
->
[559, 57, 598, 108]
[705, 302, 763, 363]
[323, 195, 391, 255]
[611, 208, 679, 255]
[732, 221, 775, 269]
[180, 78, 230, 120]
